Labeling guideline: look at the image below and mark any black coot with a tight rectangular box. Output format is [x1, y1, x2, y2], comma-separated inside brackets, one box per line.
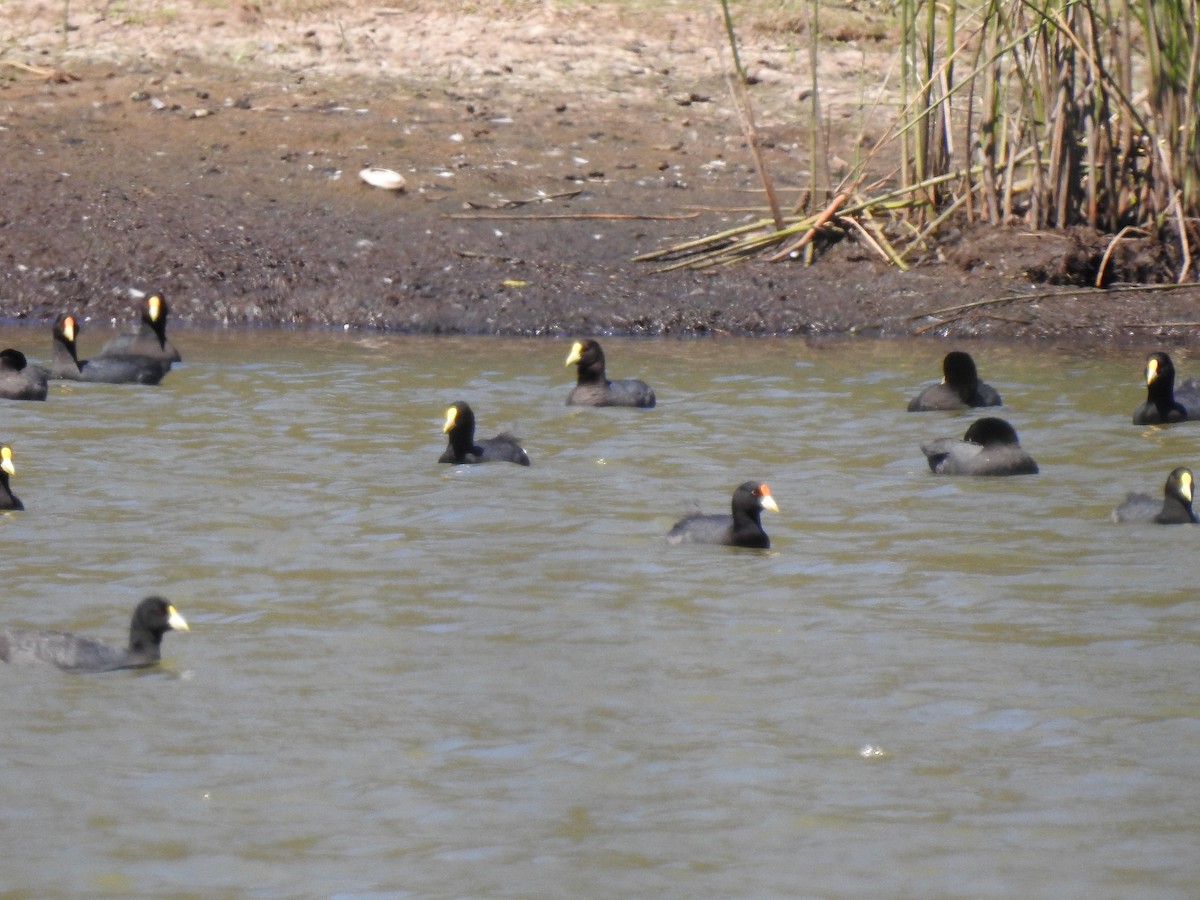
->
[438, 401, 530, 466]
[920, 416, 1039, 476]
[0, 597, 189, 673]
[1111, 467, 1197, 524]
[565, 339, 656, 408]
[0, 348, 49, 401]
[0, 445, 22, 511]
[100, 293, 182, 368]
[50, 315, 168, 385]
[667, 481, 779, 548]
[1131, 352, 1200, 424]
[907, 351, 1002, 411]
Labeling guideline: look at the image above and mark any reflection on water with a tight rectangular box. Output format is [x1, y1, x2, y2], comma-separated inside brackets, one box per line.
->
[1, 324, 1198, 897]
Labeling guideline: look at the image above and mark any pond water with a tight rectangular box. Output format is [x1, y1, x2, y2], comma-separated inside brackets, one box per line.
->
[1, 324, 1198, 898]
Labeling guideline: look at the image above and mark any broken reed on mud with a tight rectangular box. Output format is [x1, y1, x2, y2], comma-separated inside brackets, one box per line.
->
[642, 0, 1200, 281]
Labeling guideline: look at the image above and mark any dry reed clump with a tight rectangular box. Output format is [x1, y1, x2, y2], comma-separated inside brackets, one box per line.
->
[643, 0, 1200, 285]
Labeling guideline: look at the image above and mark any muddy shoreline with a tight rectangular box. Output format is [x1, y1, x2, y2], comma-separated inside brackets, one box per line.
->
[3, 3, 1199, 345]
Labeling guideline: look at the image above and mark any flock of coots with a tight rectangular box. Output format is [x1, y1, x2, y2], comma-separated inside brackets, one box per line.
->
[0, 294, 179, 398]
[1, 295, 188, 673]
[441, 339, 777, 548]
[907, 350, 1197, 525]
[1, 311, 1197, 672]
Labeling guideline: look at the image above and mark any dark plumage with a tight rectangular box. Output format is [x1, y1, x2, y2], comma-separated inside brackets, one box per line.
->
[907, 351, 1002, 411]
[50, 315, 168, 385]
[0, 445, 22, 511]
[438, 401, 530, 466]
[1131, 352, 1200, 424]
[100, 293, 182, 368]
[921, 416, 1039, 476]
[0, 348, 49, 401]
[667, 481, 779, 548]
[1112, 467, 1197, 524]
[0, 597, 188, 673]
[565, 339, 656, 408]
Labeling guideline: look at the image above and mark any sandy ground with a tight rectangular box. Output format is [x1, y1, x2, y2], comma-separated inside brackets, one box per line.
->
[2, 0, 1199, 343]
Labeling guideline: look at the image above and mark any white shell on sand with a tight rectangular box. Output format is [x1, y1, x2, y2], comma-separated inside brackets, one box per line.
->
[358, 167, 406, 191]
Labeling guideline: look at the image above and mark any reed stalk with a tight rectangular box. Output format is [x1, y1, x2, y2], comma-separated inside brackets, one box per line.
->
[718, 0, 750, 85]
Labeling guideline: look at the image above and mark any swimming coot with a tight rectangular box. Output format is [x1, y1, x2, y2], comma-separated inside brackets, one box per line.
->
[0, 348, 49, 401]
[1131, 352, 1200, 424]
[667, 481, 778, 548]
[1111, 467, 1197, 524]
[50, 315, 169, 385]
[0, 445, 22, 511]
[438, 401, 530, 466]
[565, 339, 656, 408]
[0, 597, 189, 673]
[100, 293, 182, 368]
[920, 416, 1039, 476]
[907, 351, 1002, 411]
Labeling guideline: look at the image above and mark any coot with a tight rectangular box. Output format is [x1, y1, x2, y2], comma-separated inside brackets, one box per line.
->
[100, 293, 182, 368]
[565, 339, 656, 408]
[0, 597, 189, 673]
[667, 481, 778, 548]
[1111, 467, 1197, 524]
[0, 348, 49, 401]
[920, 417, 1039, 476]
[0, 445, 22, 510]
[1131, 352, 1200, 424]
[50, 315, 168, 385]
[907, 351, 1002, 411]
[438, 401, 530, 466]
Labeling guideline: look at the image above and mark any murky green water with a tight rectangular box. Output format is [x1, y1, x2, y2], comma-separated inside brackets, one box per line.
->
[1, 324, 1198, 897]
